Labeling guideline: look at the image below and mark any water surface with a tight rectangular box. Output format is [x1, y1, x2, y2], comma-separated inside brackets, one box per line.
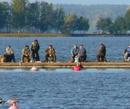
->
[0, 69, 130, 109]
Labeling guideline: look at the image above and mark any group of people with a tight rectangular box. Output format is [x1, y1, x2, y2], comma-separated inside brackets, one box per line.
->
[3, 39, 130, 63]
[95, 43, 130, 62]
[94, 43, 130, 62]
[4, 40, 105, 63]
[4, 40, 57, 63]
[71, 44, 87, 62]
[21, 40, 40, 62]
[70, 43, 106, 62]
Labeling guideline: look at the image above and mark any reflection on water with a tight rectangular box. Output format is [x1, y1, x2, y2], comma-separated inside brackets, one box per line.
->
[0, 69, 130, 109]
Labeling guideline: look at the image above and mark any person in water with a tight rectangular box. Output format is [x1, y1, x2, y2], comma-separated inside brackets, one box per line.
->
[97, 43, 106, 62]
[71, 44, 79, 62]
[30, 40, 40, 61]
[21, 45, 32, 62]
[44, 45, 56, 62]
[124, 45, 130, 61]
[5, 45, 15, 62]
[78, 44, 87, 62]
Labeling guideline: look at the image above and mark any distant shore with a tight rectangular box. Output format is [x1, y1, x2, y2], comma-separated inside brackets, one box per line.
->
[0, 33, 68, 37]
[70, 33, 130, 37]
[0, 33, 130, 37]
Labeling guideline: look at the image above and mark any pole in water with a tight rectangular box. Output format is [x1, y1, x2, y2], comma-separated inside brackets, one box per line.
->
[5, 99, 19, 109]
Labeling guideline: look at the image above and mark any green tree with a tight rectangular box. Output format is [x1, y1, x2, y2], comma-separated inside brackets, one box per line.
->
[11, 0, 28, 32]
[125, 9, 130, 31]
[0, 2, 10, 30]
[96, 17, 113, 33]
[78, 16, 90, 33]
[40, 2, 53, 32]
[107, 23, 116, 34]
[114, 16, 126, 34]
[52, 8, 65, 33]
[62, 13, 78, 34]
[26, 1, 40, 32]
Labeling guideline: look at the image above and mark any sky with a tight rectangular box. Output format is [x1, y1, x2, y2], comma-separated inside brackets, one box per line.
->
[1, 0, 130, 5]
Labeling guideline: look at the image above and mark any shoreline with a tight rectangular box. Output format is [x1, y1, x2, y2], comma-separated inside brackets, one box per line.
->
[0, 33, 130, 37]
[0, 33, 68, 37]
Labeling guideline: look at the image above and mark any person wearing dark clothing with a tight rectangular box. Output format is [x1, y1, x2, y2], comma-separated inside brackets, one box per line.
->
[124, 46, 130, 61]
[71, 44, 79, 62]
[97, 43, 106, 62]
[30, 40, 40, 61]
[5, 45, 15, 62]
[44, 45, 56, 62]
[78, 44, 87, 62]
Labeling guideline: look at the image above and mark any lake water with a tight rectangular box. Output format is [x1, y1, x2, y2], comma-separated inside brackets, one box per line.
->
[0, 37, 130, 109]
[0, 36, 130, 62]
[0, 69, 130, 109]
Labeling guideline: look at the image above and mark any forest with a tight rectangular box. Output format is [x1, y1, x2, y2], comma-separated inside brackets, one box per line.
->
[0, 0, 130, 34]
[55, 4, 130, 33]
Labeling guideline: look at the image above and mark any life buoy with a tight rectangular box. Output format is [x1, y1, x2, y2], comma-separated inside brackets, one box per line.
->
[31, 66, 38, 71]
[74, 65, 81, 71]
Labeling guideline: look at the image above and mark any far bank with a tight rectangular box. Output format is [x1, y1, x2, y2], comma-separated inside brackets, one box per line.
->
[0, 33, 69, 37]
[0, 33, 130, 37]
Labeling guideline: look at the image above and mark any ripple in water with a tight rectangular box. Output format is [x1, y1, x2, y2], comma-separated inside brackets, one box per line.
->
[0, 69, 130, 109]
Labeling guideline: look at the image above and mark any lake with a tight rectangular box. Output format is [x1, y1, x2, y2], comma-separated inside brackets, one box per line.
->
[0, 36, 129, 62]
[0, 68, 130, 109]
[0, 36, 130, 109]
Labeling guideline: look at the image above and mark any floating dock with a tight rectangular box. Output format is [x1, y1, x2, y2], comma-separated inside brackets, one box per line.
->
[0, 62, 130, 69]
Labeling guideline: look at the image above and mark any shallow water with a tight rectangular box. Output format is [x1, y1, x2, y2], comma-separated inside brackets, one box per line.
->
[0, 69, 130, 109]
[0, 36, 130, 62]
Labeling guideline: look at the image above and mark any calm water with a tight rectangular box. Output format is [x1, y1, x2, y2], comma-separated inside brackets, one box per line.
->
[0, 36, 130, 62]
[0, 37, 130, 109]
[0, 69, 130, 109]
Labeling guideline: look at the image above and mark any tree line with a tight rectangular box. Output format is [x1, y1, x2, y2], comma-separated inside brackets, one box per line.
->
[0, 0, 89, 34]
[1, 0, 130, 34]
[96, 9, 130, 34]
[55, 4, 128, 33]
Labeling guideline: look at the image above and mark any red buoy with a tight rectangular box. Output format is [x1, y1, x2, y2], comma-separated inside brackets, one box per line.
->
[8, 106, 19, 109]
[74, 65, 81, 71]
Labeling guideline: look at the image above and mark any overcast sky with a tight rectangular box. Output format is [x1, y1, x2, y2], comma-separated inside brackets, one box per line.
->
[1, 0, 130, 5]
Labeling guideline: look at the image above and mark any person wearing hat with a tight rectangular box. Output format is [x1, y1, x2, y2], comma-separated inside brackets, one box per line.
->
[21, 45, 32, 62]
[97, 43, 106, 62]
[5, 45, 15, 62]
[30, 40, 40, 61]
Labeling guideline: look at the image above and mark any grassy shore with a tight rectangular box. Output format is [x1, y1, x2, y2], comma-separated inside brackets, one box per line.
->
[0, 33, 69, 37]
[1, 33, 130, 37]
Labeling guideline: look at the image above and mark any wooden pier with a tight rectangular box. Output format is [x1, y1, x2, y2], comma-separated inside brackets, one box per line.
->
[0, 62, 130, 69]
